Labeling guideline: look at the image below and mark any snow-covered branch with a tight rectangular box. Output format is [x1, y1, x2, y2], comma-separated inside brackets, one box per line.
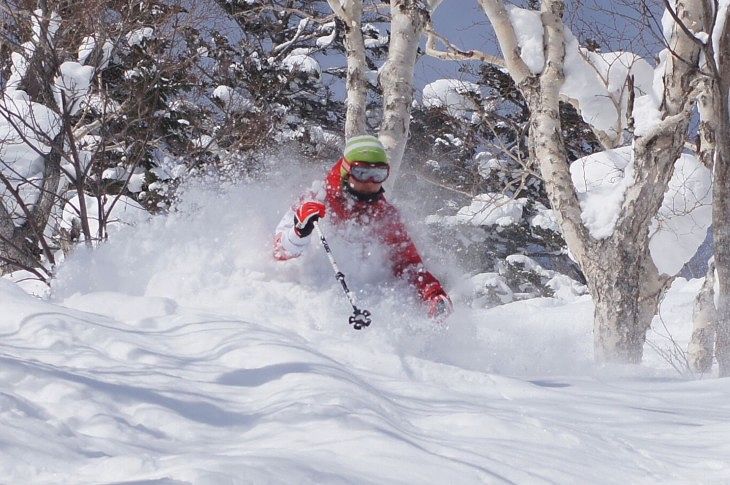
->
[477, 0, 532, 83]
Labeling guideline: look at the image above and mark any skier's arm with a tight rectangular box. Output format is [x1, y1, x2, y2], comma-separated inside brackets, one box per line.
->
[381, 207, 451, 307]
[274, 183, 326, 261]
[273, 208, 311, 260]
[399, 250, 453, 319]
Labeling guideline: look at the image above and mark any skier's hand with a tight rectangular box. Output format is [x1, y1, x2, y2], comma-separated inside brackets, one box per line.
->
[294, 201, 326, 238]
[427, 292, 453, 321]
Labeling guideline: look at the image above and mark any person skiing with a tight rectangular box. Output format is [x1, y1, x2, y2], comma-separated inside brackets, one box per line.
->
[274, 134, 452, 319]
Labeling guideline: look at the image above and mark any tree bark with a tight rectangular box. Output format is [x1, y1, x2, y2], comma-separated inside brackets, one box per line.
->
[589, 0, 701, 360]
[712, 23, 730, 376]
[689, 259, 717, 373]
[588, 247, 645, 362]
[379, 0, 428, 190]
[327, 0, 368, 139]
[714, 99, 728, 378]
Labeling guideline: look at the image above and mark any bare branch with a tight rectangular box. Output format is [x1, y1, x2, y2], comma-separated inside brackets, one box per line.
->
[424, 22, 506, 66]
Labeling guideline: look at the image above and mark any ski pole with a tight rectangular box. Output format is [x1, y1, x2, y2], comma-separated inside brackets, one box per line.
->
[313, 220, 371, 329]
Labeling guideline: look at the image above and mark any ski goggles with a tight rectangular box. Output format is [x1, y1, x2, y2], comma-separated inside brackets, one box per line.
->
[343, 159, 390, 183]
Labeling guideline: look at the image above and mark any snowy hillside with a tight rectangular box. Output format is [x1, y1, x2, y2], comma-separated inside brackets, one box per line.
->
[1, 178, 729, 484]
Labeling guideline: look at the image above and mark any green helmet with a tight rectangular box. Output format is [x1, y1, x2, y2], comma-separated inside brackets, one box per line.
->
[344, 135, 387, 164]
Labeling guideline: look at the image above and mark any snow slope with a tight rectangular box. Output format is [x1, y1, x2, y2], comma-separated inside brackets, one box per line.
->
[2, 175, 730, 484]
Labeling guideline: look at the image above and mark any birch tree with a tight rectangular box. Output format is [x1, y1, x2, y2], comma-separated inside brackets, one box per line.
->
[688, 259, 716, 373]
[326, 0, 369, 138]
[378, 0, 431, 187]
[712, 23, 730, 378]
[691, 1, 730, 376]
[427, 0, 709, 363]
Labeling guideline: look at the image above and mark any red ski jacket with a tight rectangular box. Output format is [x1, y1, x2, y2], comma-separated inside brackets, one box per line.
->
[274, 158, 446, 303]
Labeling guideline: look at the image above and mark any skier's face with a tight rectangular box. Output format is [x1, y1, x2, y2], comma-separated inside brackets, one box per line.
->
[348, 178, 382, 195]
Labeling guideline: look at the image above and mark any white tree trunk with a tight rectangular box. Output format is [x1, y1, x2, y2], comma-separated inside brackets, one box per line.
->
[689, 260, 717, 373]
[690, 2, 730, 377]
[714, 123, 730, 378]
[379, 0, 428, 190]
[327, 0, 369, 138]
[711, 26, 730, 377]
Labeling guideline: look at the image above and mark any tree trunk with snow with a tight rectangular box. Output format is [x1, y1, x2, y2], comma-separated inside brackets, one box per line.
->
[692, 2, 730, 377]
[477, 0, 704, 363]
[711, 29, 730, 378]
[379, 0, 429, 190]
[327, 0, 369, 138]
[688, 260, 717, 373]
[672, 0, 729, 377]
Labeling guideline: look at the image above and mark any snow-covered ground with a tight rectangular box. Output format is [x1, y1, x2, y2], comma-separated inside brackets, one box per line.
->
[2, 176, 729, 484]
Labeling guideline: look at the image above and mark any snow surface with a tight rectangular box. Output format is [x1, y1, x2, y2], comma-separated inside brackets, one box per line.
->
[506, 5, 544, 74]
[31, 9, 61, 47]
[316, 24, 337, 49]
[571, 147, 635, 239]
[78, 36, 114, 69]
[649, 154, 713, 275]
[2, 174, 730, 483]
[713, 2, 730, 69]
[77, 36, 96, 64]
[530, 201, 560, 233]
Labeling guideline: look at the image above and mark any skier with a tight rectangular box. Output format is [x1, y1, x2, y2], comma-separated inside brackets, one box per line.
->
[274, 134, 452, 319]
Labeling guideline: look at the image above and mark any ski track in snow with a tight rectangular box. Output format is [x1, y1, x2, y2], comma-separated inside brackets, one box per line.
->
[1, 177, 730, 484]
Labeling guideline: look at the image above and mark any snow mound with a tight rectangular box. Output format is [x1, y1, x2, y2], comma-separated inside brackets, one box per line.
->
[282, 49, 321, 78]
[422, 79, 481, 119]
[53, 61, 94, 115]
[649, 154, 713, 275]
[212, 85, 254, 113]
[508, 6, 653, 139]
[0, 91, 61, 226]
[571, 146, 634, 239]
[571, 147, 712, 275]
[126, 27, 155, 47]
[427, 193, 525, 228]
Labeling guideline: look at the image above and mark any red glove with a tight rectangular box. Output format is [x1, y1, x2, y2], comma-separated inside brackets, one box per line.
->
[423, 282, 453, 320]
[427, 292, 453, 320]
[294, 201, 326, 237]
